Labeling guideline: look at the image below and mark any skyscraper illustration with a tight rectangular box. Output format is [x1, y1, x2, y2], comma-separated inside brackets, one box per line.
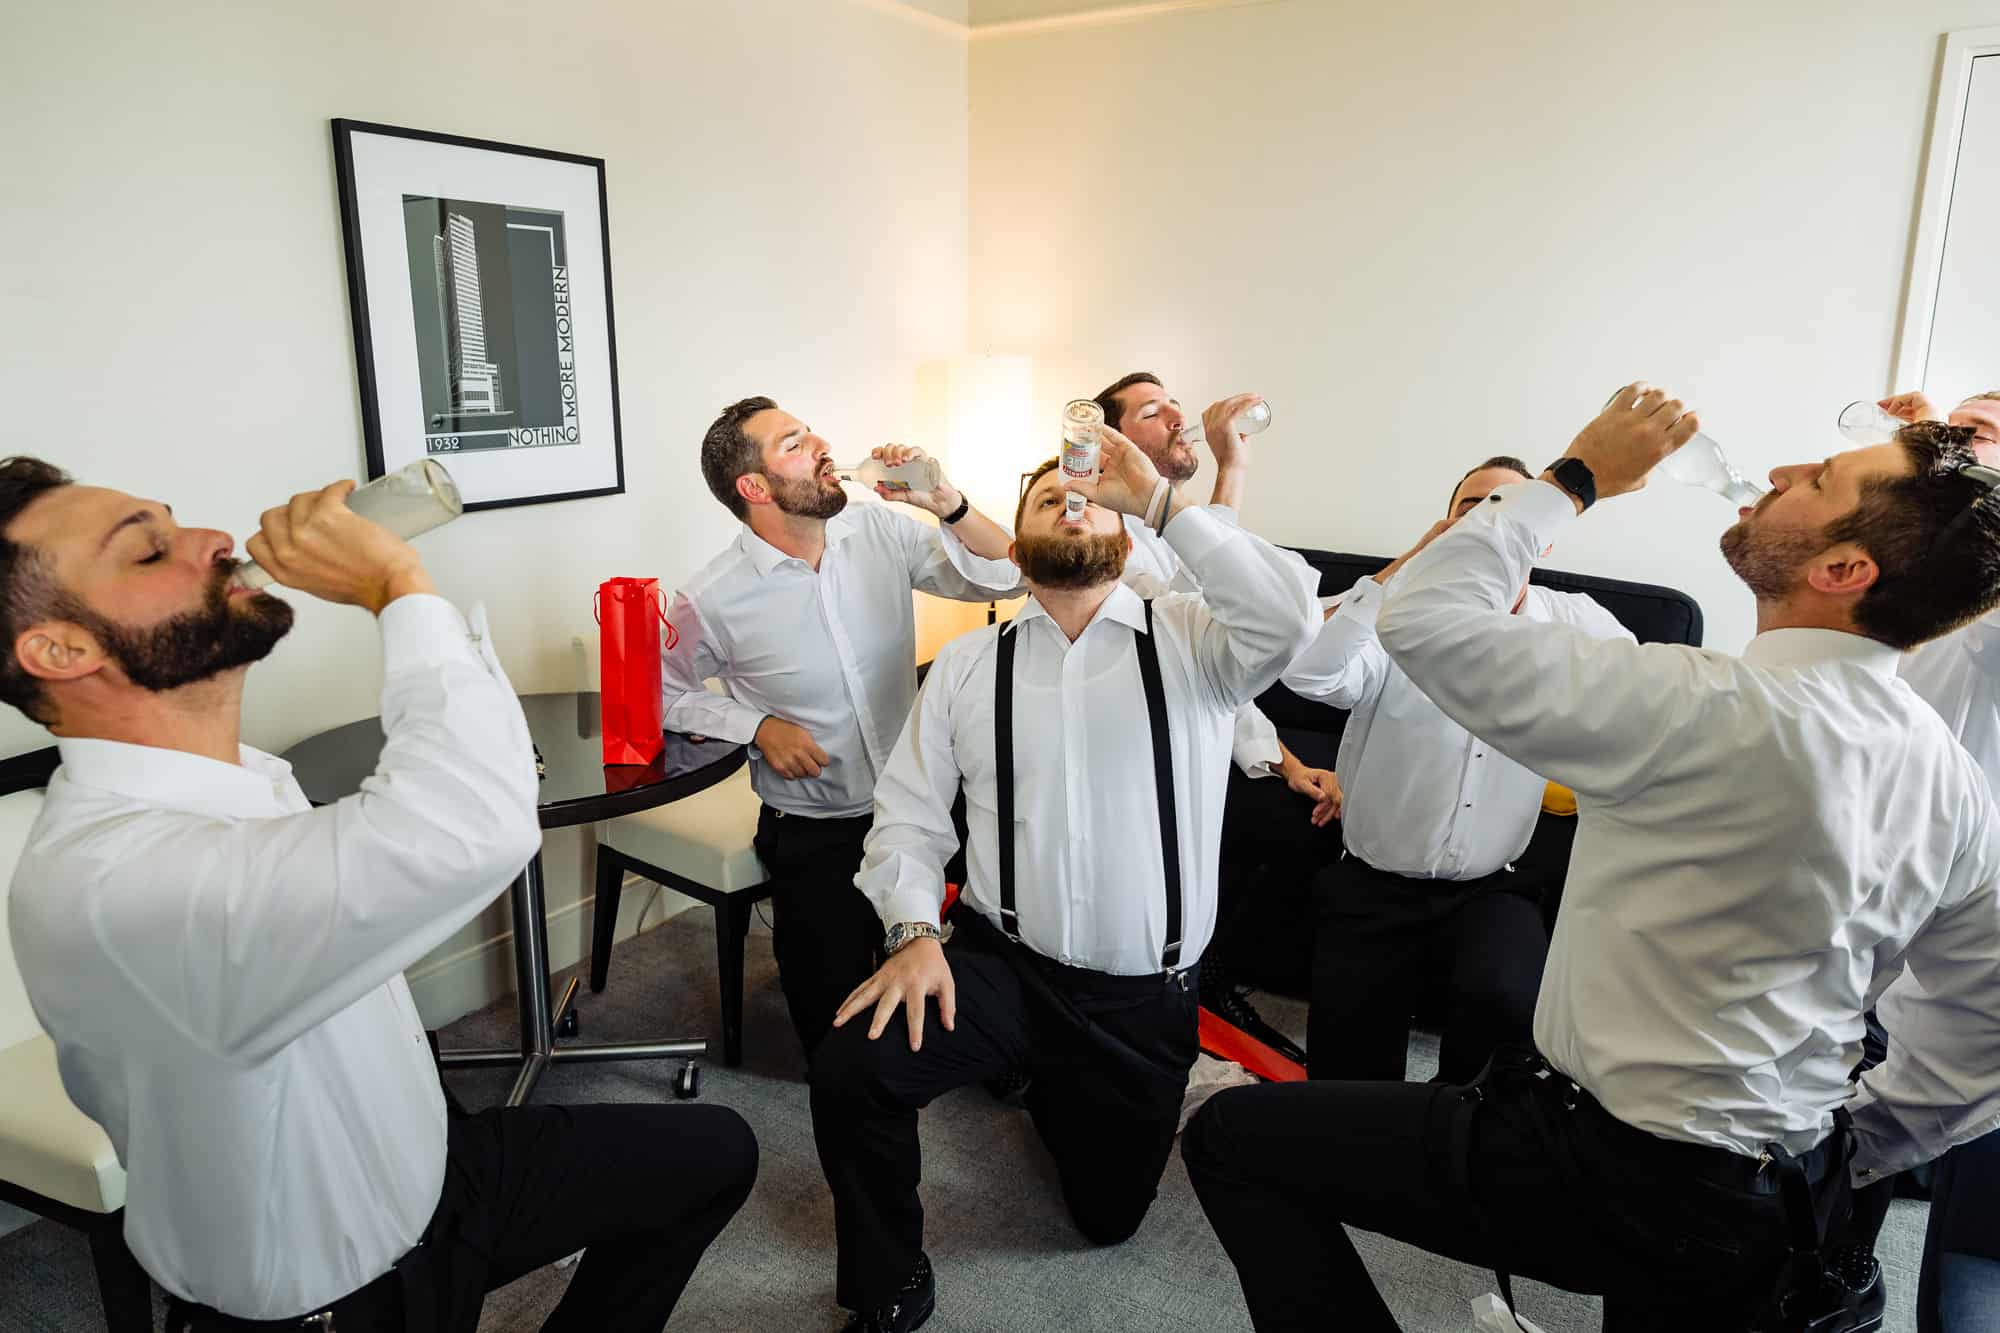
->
[431, 212, 505, 416]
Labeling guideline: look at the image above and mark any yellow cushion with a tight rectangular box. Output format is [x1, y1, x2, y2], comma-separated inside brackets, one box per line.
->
[0, 1034, 124, 1213]
[604, 767, 768, 894]
[1542, 781, 1578, 817]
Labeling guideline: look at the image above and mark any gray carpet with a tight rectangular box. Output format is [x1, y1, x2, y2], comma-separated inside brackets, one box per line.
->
[0, 907, 1929, 1332]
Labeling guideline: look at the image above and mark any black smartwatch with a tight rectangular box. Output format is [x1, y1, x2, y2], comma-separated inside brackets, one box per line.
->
[940, 494, 972, 525]
[1544, 457, 1597, 511]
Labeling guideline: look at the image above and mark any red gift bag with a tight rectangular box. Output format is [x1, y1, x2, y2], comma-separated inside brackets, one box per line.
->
[595, 577, 678, 765]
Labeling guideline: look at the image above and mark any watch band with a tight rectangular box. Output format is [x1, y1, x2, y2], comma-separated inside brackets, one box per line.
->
[884, 921, 942, 954]
[1545, 457, 1597, 511]
[940, 494, 971, 525]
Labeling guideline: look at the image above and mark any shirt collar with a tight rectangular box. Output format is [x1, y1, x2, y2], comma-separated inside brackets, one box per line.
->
[738, 509, 854, 577]
[54, 736, 297, 817]
[1741, 627, 1902, 679]
[1010, 580, 1151, 637]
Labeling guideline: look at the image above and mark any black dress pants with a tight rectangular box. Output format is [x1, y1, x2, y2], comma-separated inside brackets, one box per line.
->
[1308, 857, 1547, 1083]
[808, 910, 1200, 1312]
[1182, 1062, 1854, 1333]
[1213, 767, 1342, 993]
[753, 806, 886, 1057]
[173, 1102, 758, 1332]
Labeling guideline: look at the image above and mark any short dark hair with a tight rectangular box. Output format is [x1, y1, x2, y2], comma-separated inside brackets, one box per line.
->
[0, 458, 75, 725]
[1827, 422, 2000, 650]
[699, 396, 777, 521]
[1447, 455, 1533, 513]
[1015, 458, 1060, 531]
[1094, 372, 1161, 432]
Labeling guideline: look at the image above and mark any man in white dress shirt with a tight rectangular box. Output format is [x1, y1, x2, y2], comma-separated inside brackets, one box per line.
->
[664, 396, 1022, 1060]
[806, 429, 1316, 1332]
[3, 458, 757, 1331]
[1281, 454, 1631, 1084]
[1094, 371, 1338, 1051]
[1184, 389, 2000, 1332]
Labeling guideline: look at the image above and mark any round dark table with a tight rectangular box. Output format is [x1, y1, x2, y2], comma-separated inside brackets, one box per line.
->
[282, 691, 747, 1105]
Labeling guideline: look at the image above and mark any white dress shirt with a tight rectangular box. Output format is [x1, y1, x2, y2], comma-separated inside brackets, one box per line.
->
[8, 596, 540, 1318]
[1376, 479, 2000, 1178]
[1902, 608, 2000, 782]
[662, 502, 1020, 819]
[858, 508, 1316, 975]
[1120, 509, 1302, 779]
[1283, 567, 1630, 879]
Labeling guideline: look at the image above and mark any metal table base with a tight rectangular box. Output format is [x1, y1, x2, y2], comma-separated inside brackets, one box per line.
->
[437, 851, 707, 1105]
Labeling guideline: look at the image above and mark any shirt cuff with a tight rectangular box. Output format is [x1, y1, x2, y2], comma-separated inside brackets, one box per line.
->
[1159, 504, 1231, 565]
[1488, 478, 1582, 549]
[379, 594, 485, 677]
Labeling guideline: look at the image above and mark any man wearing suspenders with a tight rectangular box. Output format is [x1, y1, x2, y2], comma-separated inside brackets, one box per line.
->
[804, 429, 1317, 1332]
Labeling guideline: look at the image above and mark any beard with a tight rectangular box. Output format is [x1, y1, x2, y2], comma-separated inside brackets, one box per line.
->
[1719, 519, 1829, 602]
[70, 559, 295, 693]
[769, 465, 848, 520]
[1014, 530, 1129, 590]
[1153, 436, 1200, 484]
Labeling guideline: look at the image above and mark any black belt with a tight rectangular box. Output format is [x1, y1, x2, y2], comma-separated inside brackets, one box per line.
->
[995, 598, 1184, 971]
[164, 1239, 435, 1333]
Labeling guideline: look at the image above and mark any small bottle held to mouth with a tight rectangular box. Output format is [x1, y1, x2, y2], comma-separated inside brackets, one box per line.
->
[1837, 400, 1908, 444]
[232, 458, 465, 591]
[1178, 399, 1273, 448]
[1658, 432, 1766, 508]
[832, 456, 943, 495]
[1060, 399, 1104, 518]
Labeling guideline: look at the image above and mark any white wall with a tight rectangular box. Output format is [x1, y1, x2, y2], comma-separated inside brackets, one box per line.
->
[970, 0, 1996, 652]
[0, 0, 969, 1022]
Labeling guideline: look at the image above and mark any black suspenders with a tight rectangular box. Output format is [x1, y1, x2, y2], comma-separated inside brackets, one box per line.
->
[993, 599, 1184, 971]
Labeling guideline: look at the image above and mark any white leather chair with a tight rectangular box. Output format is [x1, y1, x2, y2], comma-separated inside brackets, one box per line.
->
[591, 767, 772, 1066]
[0, 766, 153, 1330]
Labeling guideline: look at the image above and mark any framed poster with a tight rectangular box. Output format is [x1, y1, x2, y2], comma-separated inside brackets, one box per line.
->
[331, 118, 624, 510]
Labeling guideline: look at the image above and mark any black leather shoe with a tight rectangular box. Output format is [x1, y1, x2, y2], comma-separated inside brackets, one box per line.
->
[983, 1067, 1032, 1103]
[841, 1252, 935, 1332]
[1201, 978, 1308, 1067]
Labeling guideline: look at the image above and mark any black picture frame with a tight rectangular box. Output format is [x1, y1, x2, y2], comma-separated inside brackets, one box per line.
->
[331, 118, 625, 511]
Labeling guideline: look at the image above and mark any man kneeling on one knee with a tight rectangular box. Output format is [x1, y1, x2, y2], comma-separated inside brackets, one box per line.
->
[806, 427, 1317, 1332]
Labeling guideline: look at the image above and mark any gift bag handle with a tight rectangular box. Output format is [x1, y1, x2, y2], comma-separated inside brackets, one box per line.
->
[591, 583, 678, 650]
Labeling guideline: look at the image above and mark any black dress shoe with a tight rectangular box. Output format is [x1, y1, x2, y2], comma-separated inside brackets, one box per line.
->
[1201, 978, 1308, 1067]
[983, 1066, 1032, 1103]
[841, 1252, 935, 1332]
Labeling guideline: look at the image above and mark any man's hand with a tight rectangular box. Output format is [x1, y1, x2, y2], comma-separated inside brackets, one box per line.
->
[1278, 751, 1343, 827]
[1880, 391, 1942, 424]
[1064, 424, 1169, 519]
[870, 444, 961, 517]
[1201, 393, 1265, 472]
[1551, 382, 1701, 507]
[245, 481, 434, 615]
[833, 936, 956, 1051]
[754, 716, 830, 779]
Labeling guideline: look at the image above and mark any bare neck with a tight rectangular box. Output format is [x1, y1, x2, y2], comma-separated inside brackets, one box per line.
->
[1030, 579, 1119, 643]
[49, 670, 248, 766]
[745, 507, 828, 572]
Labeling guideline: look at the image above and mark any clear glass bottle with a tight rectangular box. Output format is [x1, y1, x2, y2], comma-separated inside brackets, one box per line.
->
[1178, 398, 1273, 447]
[232, 458, 464, 591]
[1837, 400, 1908, 444]
[1658, 433, 1766, 507]
[833, 456, 943, 494]
[1060, 399, 1104, 518]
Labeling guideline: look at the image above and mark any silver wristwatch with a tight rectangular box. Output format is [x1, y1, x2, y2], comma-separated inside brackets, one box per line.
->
[883, 921, 943, 955]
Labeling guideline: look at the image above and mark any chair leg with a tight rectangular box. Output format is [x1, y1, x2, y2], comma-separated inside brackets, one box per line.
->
[590, 847, 627, 994]
[87, 1216, 152, 1333]
[717, 895, 756, 1067]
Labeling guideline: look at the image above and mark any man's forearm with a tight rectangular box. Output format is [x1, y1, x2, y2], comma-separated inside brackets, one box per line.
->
[1208, 465, 1247, 513]
[943, 498, 1013, 561]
